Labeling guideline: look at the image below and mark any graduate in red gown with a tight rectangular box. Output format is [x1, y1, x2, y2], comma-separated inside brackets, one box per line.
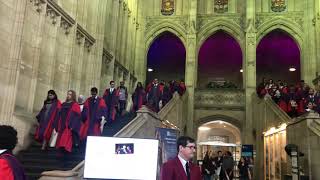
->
[160, 136, 202, 180]
[147, 79, 163, 112]
[55, 90, 81, 152]
[161, 82, 173, 107]
[179, 79, 187, 96]
[103, 81, 119, 124]
[132, 82, 146, 112]
[35, 90, 61, 150]
[0, 125, 26, 180]
[80, 87, 107, 140]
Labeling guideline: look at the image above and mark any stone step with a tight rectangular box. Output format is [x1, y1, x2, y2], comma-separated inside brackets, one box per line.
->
[19, 113, 136, 179]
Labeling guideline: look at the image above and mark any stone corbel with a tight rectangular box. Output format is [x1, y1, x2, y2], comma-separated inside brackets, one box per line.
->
[46, 6, 59, 25]
[103, 48, 113, 63]
[30, 0, 46, 13]
[60, 18, 72, 35]
[123, 2, 127, 11]
[76, 31, 84, 45]
[128, 9, 131, 17]
[84, 39, 94, 52]
[123, 71, 129, 81]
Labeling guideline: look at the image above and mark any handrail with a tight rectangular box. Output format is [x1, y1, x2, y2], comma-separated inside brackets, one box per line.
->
[263, 96, 291, 123]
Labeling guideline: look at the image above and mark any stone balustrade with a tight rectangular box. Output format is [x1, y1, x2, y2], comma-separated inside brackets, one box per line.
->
[194, 88, 245, 110]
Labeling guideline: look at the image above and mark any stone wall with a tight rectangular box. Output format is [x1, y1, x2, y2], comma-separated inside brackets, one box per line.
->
[286, 112, 320, 179]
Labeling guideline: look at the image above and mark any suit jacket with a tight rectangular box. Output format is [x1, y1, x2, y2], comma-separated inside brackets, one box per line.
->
[160, 157, 202, 180]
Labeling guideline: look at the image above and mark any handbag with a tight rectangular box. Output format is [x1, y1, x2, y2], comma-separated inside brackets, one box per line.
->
[49, 130, 58, 147]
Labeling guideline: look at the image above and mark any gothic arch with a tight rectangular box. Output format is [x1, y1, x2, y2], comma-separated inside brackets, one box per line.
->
[145, 21, 187, 51]
[197, 19, 245, 53]
[256, 18, 303, 50]
[197, 114, 243, 131]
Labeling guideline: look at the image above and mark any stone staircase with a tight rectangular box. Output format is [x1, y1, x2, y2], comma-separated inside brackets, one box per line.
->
[309, 118, 320, 136]
[17, 112, 136, 180]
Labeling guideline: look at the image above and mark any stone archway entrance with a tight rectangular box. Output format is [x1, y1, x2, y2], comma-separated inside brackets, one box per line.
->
[197, 120, 242, 162]
[146, 31, 186, 84]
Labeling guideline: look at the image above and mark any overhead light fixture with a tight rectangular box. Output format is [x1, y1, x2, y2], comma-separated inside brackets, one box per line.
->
[147, 68, 153, 72]
[219, 121, 223, 124]
[240, 69, 243, 73]
[198, 126, 210, 131]
[289, 67, 296, 72]
[223, 125, 226, 128]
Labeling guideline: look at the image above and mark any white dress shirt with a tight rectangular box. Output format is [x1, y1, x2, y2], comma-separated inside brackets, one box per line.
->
[178, 154, 188, 175]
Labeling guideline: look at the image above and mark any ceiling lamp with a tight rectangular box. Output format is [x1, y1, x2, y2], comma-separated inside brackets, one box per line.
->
[147, 68, 154, 72]
[198, 126, 210, 131]
[289, 66, 296, 72]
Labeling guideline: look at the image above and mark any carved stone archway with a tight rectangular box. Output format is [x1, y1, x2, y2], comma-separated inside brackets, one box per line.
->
[197, 19, 245, 53]
[197, 114, 243, 131]
[145, 21, 187, 51]
[256, 18, 303, 50]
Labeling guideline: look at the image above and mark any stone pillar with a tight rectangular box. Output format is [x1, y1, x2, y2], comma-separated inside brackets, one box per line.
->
[114, 65, 119, 83]
[52, 17, 75, 97]
[185, 0, 197, 137]
[34, 6, 61, 111]
[115, 0, 124, 63]
[302, 0, 317, 85]
[314, 1, 320, 75]
[69, 29, 85, 93]
[120, 2, 129, 66]
[0, 0, 28, 124]
[244, 0, 256, 145]
[125, 9, 133, 69]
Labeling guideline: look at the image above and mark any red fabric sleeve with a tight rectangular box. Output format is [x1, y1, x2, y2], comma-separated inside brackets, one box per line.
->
[0, 159, 14, 180]
[160, 162, 173, 180]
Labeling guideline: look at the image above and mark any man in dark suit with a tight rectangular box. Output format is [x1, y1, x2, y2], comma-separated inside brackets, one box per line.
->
[160, 136, 202, 180]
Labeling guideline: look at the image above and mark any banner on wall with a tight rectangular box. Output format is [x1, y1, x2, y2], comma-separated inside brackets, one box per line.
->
[241, 144, 253, 157]
[155, 127, 179, 178]
[155, 128, 179, 164]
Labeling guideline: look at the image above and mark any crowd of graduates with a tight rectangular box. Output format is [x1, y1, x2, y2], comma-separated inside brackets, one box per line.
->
[257, 78, 320, 118]
[34, 78, 186, 154]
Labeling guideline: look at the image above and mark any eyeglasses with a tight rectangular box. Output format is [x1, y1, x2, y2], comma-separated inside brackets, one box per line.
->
[185, 145, 197, 150]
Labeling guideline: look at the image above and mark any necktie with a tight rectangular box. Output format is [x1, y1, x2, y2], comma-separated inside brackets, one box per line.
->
[186, 162, 190, 180]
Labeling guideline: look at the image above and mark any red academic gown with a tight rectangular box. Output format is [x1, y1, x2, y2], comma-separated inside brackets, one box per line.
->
[55, 102, 81, 152]
[132, 88, 146, 112]
[35, 100, 61, 143]
[103, 88, 119, 122]
[80, 97, 107, 140]
[0, 151, 26, 180]
[160, 157, 202, 180]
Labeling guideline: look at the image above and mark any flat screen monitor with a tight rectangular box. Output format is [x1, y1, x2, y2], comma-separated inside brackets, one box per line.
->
[84, 136, 159, 180]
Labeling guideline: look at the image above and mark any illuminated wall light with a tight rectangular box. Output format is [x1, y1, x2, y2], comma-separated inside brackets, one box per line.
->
[240, 69, 243, 73]
[147, 68, 154, 72]
[198, 126, 210, 131]
[289, 67, 296, 72]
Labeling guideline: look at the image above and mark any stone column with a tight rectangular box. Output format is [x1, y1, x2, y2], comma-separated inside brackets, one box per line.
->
[244, 0, 256, 145]
[116, 0, 124, 63]
[52, 18, 75, 97]
[114, 65, 119, 83]
[302, 0, 317, 85]
[185, 0, 197, 137]
[69, 29, 85, 93]
[120, 2, 129, 66]
[314, 1, 320, 77]
[34, 6, 61, 111]
[0, 0, 28, 123]
[125, 9, 133, 69]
